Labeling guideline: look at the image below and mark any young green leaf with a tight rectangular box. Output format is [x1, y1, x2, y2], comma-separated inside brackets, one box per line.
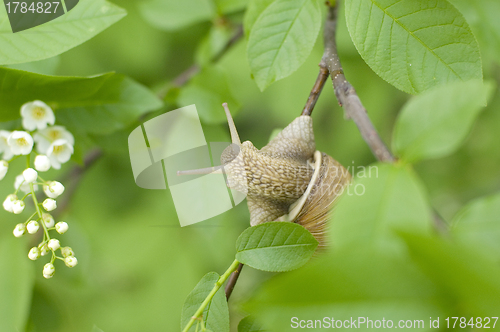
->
[344, 0, 482, 94]
[0, 67, 162, 135]
[330, 163, 433, 252]
[0, 0, 126, 65]
[243, 0, 275, 37]
[235, 222, 318, 272]
[401, 232, 500, 317]
[178, 66, 240, 124]
[392, 80, 495, 163]
[238, 315, 267, 332]
[180, 272, 230, 332]
[451, 193, 500, 262]
[247, 0, 321, 91]
[139, 0, 215, 31]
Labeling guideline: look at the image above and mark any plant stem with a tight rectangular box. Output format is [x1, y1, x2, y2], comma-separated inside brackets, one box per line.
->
[181, 259, 240, 332]
[225, 263, 244, 300]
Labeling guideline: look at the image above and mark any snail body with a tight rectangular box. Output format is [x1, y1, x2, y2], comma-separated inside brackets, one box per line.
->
[179, 104, 351, 247]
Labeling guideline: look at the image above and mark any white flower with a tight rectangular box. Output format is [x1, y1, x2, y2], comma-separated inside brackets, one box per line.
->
[65, 256, 78, 268]
[28, 247, 40, 260]
[0, 160, 8, 180]
[47, 238, 60, 251]
[3, 194, 17, 212]
[43, 181, 65, 199]
[39, 243, 50, 256]
[34, 155, 51, 172]
[12, 200, 25, 214]
[34, 126, 74, 155]
[55, 222, 68, 234]
[21, 100, 55, 131]
[0, 130, 14, 160]
[61, 246, 74, 258]
[42, 213, 55, 228]
[43, 263, 55, 279]
[47, 139, 73, 170]
[7, 131, 33, 155]
[23, 168, 38, 183]
[13, 223, 26, 237]
[27, 220, 40, 234]
[14, 175, 38, 194]
[42, 198, 57, 211]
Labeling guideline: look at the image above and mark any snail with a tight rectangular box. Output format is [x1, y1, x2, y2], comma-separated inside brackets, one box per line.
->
[178, 103, 351, 247]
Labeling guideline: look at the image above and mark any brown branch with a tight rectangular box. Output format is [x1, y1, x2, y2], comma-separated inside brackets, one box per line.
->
[319, 2, 448, 230]
[321, 3, 395, 163]
[225, 263, 244, 300]
[301, 66, 330, 116]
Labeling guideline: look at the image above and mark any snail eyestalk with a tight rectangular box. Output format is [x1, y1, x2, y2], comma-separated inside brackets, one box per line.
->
[222, 103, 241, 145]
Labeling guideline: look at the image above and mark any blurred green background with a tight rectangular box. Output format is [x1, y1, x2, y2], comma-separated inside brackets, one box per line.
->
[1, 0, 500, 331]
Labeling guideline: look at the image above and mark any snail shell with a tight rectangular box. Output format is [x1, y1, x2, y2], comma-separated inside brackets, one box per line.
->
[221, 104, 351, 247]
[178, 104, 351, 247]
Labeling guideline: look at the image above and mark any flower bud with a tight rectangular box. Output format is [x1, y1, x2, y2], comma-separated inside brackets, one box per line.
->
[34, 155, 51, 172]
[43, 181, 65, 199]
[43, 263, 55, 278]
[0, 160, 8, 180]
[61, 246, 74, 258]
[3, 194, 17, 213]
[28, 247, 40, 260]
[47, 238, 60, 251]
[64, 256, 78, 268]
[55, 222, 68, 234]
[12, 200, 25, 214]
[42, 213, 55, 228]
[22, 168, 38, 183]
[39, 243, 50, 256]
[26, 220, 40, 234]
[42, 198, 56, 211]
[13, 223, 26, 237]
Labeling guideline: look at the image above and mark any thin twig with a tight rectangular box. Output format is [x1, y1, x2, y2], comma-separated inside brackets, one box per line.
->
[321, 3, 395, 163]
[225, 263, 244, 300]
[301, 66, 330, 116]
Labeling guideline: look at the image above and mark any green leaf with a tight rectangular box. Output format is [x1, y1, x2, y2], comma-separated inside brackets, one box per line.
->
[401, 232, 500, 317]
[4, 56, 60, 75]
[178, 65, 240, 124]
[180, 272, 230, 332]
[0, 67, 162, 135]
[235, 222, 318, 272]
[91, 326, 105, 332]
[0, 236, 35, 332]
[451, 193, 500, 262]
[392, 80, 495, 163]
[331, 163, 433, 251]
[247, 0, 321, 91]
[139, 0, 215, 31]
[344, 0, 482, 94]
[238, 316, 267, 332]
[0, 0, 126, 65]
[243, 0, 275, 37]
[244, 246, 446, 332]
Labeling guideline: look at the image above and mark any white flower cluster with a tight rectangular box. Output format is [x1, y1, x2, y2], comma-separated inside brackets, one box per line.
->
[1, 101, 77, 279]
